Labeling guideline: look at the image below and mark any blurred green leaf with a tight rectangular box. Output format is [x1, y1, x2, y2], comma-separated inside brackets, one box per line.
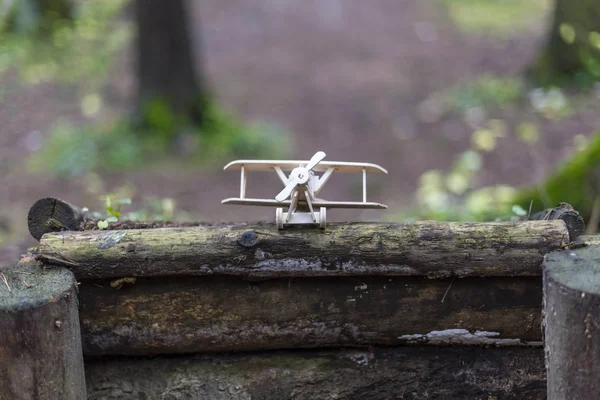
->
[442, 0, 551, 36]
[559, 23, 576, 45]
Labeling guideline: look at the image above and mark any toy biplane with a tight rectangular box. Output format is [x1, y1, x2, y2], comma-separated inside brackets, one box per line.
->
[221, 151, 388, 229]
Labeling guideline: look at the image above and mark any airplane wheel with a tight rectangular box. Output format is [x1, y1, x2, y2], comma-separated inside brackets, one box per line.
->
[276, 208, 284, 230]
[319, 207, 326, 229]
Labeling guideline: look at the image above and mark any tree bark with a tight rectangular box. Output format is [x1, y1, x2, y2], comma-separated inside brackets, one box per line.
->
[85, 347, 546, 399]
[543, 245, 600, 399]
[0, 260, 86, 400]
[35, 221, 570, 280]
[520, 202, 585, 240]
[78, 275, 543, 356]
[27, 197, 87, 241]
[528, 0, 600, 85]
[134, 0, 206, 129]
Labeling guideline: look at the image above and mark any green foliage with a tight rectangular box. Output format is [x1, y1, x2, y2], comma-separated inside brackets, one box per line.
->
[397, 116, 600, 224]
[27, 120, 143, 178]
[136, 98, 291, 162]
[28, 99, 291, 178]
[527, 87, 573, 120]
[198, 103, 291, 161]
[97, 194, 131, 229]
[126, 197, 177, 222]
[0, 0, 131, 89]
[391, 118, 555, 223]
[441, 0, 551, 36]
[141, 98, 178, 136]
[445, 74, 523, 112]
[396, 147, 522, 222]
[512, 131, 600, 220]
[94, 194, 179, 228]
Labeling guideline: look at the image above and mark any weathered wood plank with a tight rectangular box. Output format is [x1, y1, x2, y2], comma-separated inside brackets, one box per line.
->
[0, 260, 87, 400]
[78, 275, 542, 356]
[36, 221, 569, 279]
[543, 245, 600, 399]
[85, 347, 546, 399]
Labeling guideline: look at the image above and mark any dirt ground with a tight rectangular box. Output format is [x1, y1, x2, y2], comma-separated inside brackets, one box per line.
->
[1, 0, 600, 264]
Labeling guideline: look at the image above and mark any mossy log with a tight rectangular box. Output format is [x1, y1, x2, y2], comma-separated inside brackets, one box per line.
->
[77, 274, 542, 356]
[36, 220, 569, 280]
[543, 245, 600, 399]
[0, 260, 86, 400]
[85, 347, 546, 399]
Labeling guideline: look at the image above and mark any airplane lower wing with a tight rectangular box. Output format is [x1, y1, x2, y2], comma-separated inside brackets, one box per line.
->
[221, 198, 387, 209]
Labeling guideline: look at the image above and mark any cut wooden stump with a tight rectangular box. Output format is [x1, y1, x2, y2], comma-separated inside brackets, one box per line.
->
[543, 245, 600, 399]
[35, 220, 570, 280]
[0, 260, 87, 400]
[78, 275, 543, 356]
[27, 197, 87, 241]
[85, 346, 546, 399]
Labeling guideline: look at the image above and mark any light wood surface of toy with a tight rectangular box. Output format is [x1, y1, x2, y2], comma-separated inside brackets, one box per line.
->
[222, 151, 388, 229]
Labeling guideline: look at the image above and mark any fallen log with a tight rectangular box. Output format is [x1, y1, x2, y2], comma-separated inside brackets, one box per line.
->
[27, 197, 87, 241]
[0, 259, 87, 400]
[78, 274, 542, 356]
[520, 202, 585, 240]
[85, 346, 546, 399]
[36, 220, 569, 280]
[543, 245, 600, 399]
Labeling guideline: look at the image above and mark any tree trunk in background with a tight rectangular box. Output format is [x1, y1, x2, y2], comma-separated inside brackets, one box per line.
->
[134, 0, 207, 131]
[528, 0, 600, 86]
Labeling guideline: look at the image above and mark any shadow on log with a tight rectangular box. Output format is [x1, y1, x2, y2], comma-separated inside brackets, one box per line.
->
[0, 259, 87, 400]
[85, 347, 546, 399]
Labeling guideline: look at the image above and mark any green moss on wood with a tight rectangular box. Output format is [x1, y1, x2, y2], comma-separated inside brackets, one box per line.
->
[0, 259, 75, 311]
[36, 221, 570, 280]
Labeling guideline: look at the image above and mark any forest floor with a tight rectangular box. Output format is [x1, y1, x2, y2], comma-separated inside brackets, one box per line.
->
[1, 0, 600, 264]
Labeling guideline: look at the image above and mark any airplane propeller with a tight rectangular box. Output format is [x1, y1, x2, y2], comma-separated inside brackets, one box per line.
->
[275, 151, 326, 202]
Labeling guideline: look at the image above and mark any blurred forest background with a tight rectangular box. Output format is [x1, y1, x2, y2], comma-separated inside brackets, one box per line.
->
[1, 0, 600, 263]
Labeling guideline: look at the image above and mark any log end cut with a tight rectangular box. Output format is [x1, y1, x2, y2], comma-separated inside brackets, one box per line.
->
[28, 197, 84, 241]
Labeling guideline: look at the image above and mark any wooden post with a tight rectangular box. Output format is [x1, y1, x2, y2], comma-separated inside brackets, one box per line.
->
[0, 260, 87, 400]
[543, 245, 600, 399]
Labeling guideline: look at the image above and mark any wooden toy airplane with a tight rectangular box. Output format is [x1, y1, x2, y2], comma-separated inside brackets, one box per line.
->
[221, 151, 388, 229]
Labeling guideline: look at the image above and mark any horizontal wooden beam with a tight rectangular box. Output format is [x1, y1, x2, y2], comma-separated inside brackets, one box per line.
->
[78, 274, 542, 356]
[36, 220, 569, 280]
[85, 347, 546, 399]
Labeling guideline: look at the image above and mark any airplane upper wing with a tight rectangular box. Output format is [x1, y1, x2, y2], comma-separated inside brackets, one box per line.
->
[222, 198, 387, 209]
[223, 160, 387, 174]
